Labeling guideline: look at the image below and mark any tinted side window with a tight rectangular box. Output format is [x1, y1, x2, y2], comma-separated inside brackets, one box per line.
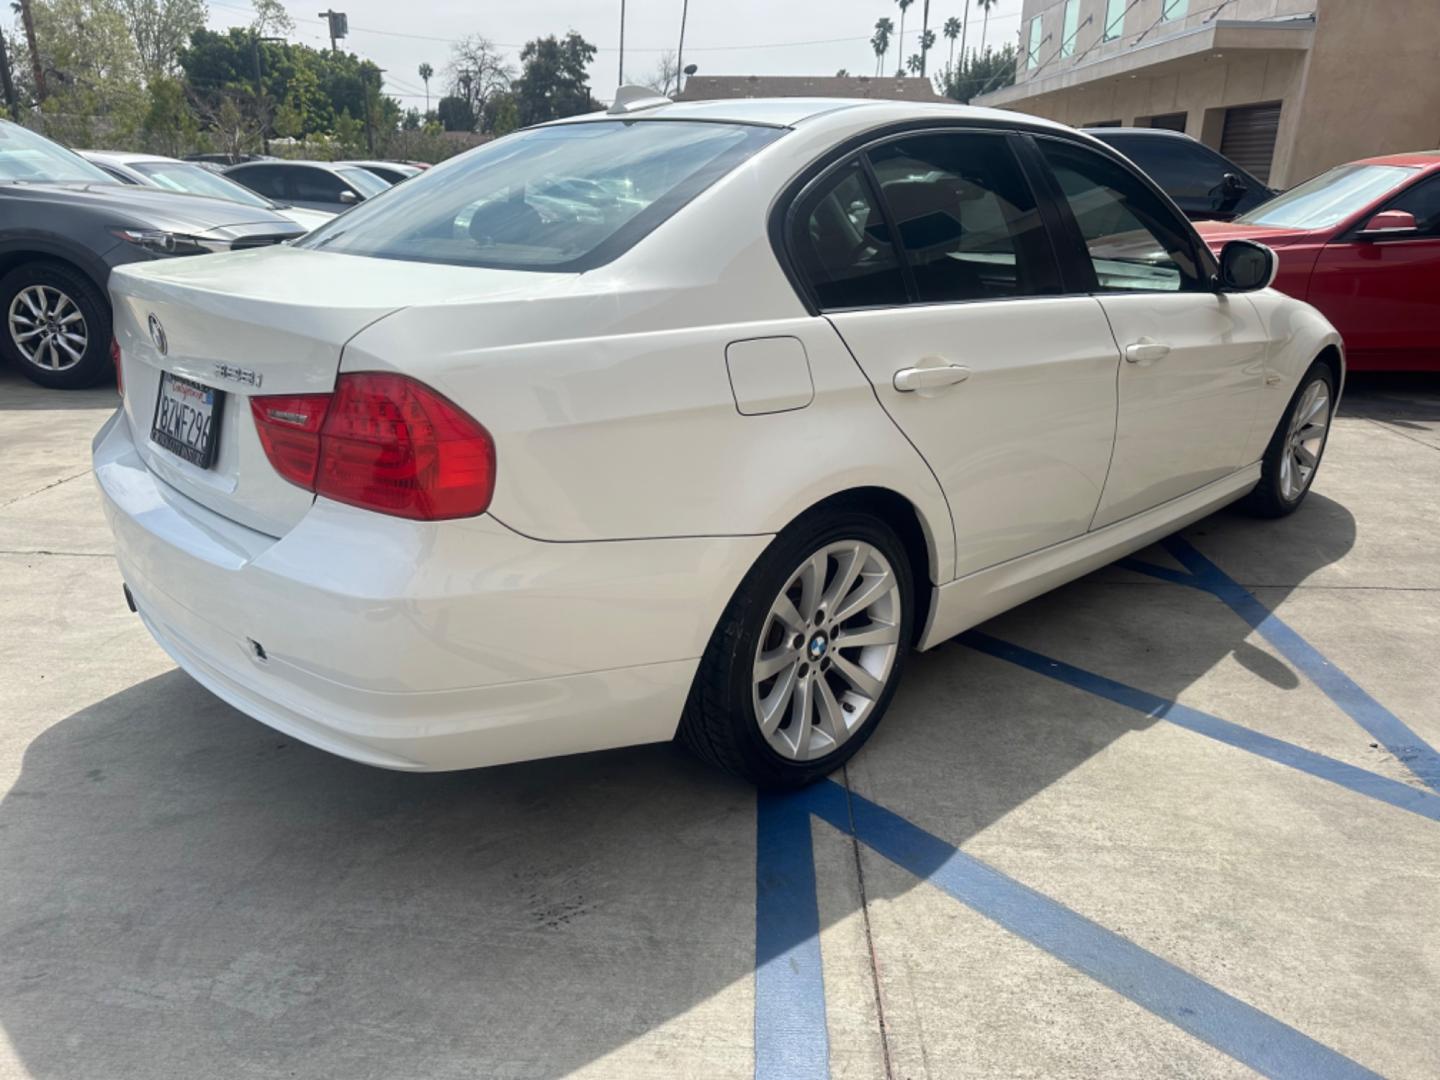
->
[1388, 175, 1440, 236]
[231, 165, 286, 199]
[790, 159, 909, 310]
[868, 132, 1055, 303]
[1039, 139, 1205, 292]
[290, 167, 349, 202]
[1106, 135, 1266, 216]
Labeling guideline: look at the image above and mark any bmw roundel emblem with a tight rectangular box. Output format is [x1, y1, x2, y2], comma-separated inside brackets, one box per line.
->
[147, 313, 168, 356]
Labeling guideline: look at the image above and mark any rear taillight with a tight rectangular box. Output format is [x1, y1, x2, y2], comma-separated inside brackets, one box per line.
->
[250, 373, 496, 521]
[250, 393, 331, 489]
[111, 337, 123, 397]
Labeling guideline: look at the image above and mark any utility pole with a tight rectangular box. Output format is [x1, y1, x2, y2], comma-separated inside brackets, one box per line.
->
[0, 27, 20, 119]
[676, 0, 689, 97]
[919, 0, 931, 77]
[18, 0, 45, 102]
[617, 0, 625, 86]
[317, 9, 348, 54]
[362, 67, 383, 156]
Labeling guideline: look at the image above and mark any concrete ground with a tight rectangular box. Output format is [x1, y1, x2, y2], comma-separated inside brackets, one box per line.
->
[1, 363, 1437, 1079]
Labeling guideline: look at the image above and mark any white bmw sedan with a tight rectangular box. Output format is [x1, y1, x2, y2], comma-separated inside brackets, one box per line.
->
[95, 96, 1342, 787]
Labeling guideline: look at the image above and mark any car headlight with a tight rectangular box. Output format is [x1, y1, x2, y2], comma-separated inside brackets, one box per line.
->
[110, 228, 225, 256]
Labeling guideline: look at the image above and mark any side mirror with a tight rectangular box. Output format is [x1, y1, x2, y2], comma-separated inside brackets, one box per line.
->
[338, 190, 359, 205]
[1217, 239, 1277, 292]
[1358, 209, 1417, 237]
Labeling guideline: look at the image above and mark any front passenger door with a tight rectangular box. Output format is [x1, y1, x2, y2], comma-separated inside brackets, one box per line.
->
[1035, 137, 1269, 529]
[793, 132, 1123, 580]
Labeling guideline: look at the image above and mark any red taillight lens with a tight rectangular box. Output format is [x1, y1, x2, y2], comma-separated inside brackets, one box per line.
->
[250, 393, 332, 489]
[251, 373, 496, 521]
[317, 372, 496, 520]
[111, 337, 123, 397]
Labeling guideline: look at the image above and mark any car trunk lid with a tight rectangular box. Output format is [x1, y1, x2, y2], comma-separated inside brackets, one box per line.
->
[109, 245, 577, 537]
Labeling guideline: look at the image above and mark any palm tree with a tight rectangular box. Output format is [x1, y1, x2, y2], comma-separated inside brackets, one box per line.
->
[943, 16, 961, 79]
[895, 0, 913, 76]
[958, 0, 972, 71]
[906, 52, 922, 75]
[918, 0, 931, 77]
[417, 62, 433, 115]
[872, 17, 894, 77]
[978, 0, 997, 57]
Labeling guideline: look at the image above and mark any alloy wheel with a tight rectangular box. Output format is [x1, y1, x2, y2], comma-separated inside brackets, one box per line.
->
[1279, 378, 1331, 502]
[751, 540, 903, 762]
[8, 285, 88, 373]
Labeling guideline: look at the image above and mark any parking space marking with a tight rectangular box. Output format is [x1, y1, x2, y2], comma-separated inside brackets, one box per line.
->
[756, 780, 1385, 1080]
[1121, 536, 1440, 791]
[961, 632, 1440, 823]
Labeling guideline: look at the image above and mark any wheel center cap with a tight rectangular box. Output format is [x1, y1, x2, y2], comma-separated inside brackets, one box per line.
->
[807, 633, 829, 660]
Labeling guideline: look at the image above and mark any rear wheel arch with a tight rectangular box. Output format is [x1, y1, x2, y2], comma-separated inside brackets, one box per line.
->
[772, 486, 937, 647]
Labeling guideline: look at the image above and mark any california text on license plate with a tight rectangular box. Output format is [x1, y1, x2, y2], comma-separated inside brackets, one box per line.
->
[151, 372, 224, 468]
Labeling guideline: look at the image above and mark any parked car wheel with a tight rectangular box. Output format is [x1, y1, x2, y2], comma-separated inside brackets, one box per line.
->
[1243, 360, 1336, 517]
[0, 261, 112, 390]
[679, 509, 914, 788]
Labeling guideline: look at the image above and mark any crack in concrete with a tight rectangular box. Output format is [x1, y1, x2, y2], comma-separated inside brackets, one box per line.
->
[841, 763, 895, 1080]
[0, 549, 112, 558]
[0, 469, 91, 510]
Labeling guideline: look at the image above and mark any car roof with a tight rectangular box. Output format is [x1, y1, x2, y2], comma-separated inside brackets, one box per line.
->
[229, 160, 348, 171]
[79, 149, 181, 166]
[548, 96, 1077, 137]
[340, 159, 417, 169]
[1350, 150, 1440, 169]
[1087, 127, 1197, 140]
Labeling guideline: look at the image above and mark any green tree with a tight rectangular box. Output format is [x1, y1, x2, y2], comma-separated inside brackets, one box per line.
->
[943, 16, 960, 78]
[893, 0, 912, 77]
[871, 17, 893, 77]
[140, 74, 198, 153]
[481, 89, 517, 135]
[941, 42, 1015, 103]
[512, 31, 595, 127]
[18, 0, 146, 145]
[435, 93, 473, 131]
[114, 0, 207, 78]
[249, 0, 292, 37]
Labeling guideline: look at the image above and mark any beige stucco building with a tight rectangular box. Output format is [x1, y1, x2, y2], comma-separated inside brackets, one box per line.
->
[975, 0, 1440, 187]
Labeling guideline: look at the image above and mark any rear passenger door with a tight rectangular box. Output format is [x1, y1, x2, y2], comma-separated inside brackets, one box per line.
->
[791, 130, 1123, 579]
[1032, 136, 1268, 528]
[287, 166, 356, 212]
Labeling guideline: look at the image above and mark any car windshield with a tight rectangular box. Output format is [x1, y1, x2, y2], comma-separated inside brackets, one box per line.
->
[0, 121, 114, 184]
[297, 119, 784, 270]
[131, 160, 275, 207]
[1239, 163, 1419, 230]
[336, 166, 391, 197]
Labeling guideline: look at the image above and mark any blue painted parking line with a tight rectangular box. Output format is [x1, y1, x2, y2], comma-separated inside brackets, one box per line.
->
[755, 788, 830, 1080]
[1121, 536, 1440, 792]
[757, 780, 1385, 1080]
[961, 632, 1440, 823]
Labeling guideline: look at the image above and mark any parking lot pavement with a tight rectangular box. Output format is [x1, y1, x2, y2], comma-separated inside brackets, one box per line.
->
[1, 365, 1437, 1080]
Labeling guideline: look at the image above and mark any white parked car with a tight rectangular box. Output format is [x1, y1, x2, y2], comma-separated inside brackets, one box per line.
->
[94, 96, 1343, 787]
[80, 150, 336, 233]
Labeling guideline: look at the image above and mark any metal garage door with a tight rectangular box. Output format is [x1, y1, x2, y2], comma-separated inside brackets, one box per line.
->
[1220, 102, 1282, 183]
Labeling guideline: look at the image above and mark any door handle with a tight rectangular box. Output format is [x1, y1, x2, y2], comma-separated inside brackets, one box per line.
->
[1125, 340, 1172, 365]
[893, 363, 971, 393]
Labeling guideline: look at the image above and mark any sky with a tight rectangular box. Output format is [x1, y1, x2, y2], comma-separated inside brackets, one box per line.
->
[207, 0, 1028, 109]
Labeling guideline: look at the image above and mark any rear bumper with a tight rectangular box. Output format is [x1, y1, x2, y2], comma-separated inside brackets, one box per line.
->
[93, 410, 770, 771]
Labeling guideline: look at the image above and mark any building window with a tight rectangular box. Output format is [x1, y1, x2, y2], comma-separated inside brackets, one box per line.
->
[1028, 17, 1043, 69]
[1103, 0, 1127, 41]
[1061, 0, 1080, 58]
[1162, 0, 1188, 19]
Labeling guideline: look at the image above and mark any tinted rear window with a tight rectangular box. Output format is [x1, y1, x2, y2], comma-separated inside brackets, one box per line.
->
[297, 120, 784, 270]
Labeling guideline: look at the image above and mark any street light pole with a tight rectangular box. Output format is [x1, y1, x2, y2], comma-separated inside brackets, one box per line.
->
[676, 0, 689, 97]
[618, 0, 626, 86]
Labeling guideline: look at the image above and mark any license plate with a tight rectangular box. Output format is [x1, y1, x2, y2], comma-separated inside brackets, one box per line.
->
[151, 372, 224, 468]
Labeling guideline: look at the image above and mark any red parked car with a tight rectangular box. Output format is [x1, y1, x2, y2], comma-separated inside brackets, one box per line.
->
[1195, 152, 1440, 371]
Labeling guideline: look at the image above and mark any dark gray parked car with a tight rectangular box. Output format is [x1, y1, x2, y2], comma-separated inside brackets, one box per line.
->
[1088, 127, 1276, 222]
[0, 121, 304, 389]
[224, 160, 392, 214]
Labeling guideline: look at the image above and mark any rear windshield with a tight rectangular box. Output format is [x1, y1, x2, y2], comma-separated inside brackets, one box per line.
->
[297, 119, 784, 270]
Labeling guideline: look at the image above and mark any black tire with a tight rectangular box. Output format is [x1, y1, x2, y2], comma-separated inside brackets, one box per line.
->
[1241, 359, 1336, 518]
[679, 508, 915, 788]
[0, 260, 113, 390]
